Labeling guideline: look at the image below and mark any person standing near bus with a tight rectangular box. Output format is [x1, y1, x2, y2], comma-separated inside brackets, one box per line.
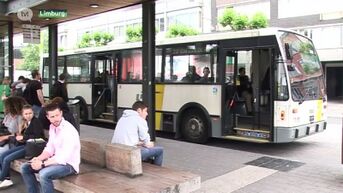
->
[111, 101, 164, 166]
[237, 67, 253, 115]
[23, 70, 45, 117]
[50, 73, 69, 102]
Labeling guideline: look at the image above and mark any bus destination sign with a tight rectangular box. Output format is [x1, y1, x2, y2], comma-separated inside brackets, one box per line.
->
[39, 9, 67, 19]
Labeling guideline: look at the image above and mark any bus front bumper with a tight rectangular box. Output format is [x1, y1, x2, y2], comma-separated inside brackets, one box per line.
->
[274, 121, 327, 143]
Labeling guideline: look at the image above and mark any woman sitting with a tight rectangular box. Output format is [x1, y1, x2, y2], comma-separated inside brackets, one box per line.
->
[0, 104, 45, 189]
[0, 96, 26, 155]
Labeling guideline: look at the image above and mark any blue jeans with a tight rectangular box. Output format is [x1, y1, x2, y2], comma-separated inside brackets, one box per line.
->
[141, 146, 164, 166]
[21, 162, 76, 193]
[32, 105, 42, 118]
[0, 145, 25, 180]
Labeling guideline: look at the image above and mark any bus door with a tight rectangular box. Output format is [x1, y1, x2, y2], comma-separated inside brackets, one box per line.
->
[92, 53, 117, 122]
[224, 49, 273, 140]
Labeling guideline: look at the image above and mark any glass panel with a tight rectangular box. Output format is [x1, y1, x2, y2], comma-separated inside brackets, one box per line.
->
[66, 54, 91, 82]
[57, 57, 65, 77]
[42, 58, 50, 82]
[155, 48, 162, 82]
[120, 49, 142, 82]
[0, 22, 9, 79]
[163, 43, 218, 83]
[225, 55, 235, 84]
[275, 58, 289, 100]
[280, 31, 324, 101]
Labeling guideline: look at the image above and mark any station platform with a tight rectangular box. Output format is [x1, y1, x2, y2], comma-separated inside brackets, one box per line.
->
[5, 101, 343, 193]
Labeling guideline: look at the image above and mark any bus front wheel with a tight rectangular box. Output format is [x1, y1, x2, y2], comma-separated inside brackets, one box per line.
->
[181, 109, 209, 143]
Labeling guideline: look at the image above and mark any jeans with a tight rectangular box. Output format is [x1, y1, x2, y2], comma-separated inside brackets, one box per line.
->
[21, 162, 76, 193]
[141, 146, 164, 166]
[0, 144, 9, 156]
[0, 145, 25, 180]
[32, 105, 42, 118]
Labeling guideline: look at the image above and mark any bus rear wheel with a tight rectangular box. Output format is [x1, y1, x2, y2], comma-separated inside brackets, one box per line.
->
[181, 109, 209, 143]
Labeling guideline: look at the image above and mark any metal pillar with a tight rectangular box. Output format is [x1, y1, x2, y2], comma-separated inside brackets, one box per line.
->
[8, 22, 13, 82]
[142, 1, 156, 141]
[48, 24, 58, 97]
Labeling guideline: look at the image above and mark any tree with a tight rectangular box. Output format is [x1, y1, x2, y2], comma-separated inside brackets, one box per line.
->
[219, 8, 268, 31]
[249, 12, 268, 29]
[219, 8, 237, 28]
[166, 24, 198, 38]
[20, 44, 40, 71]
[40, 30, 49, 53]
[231, 14, 249, 30]
[78, 31, 114, 48]
[126, 25, 142, 42]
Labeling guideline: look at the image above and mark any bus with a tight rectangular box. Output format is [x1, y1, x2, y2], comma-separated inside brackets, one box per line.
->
[41, 28, 327, 143]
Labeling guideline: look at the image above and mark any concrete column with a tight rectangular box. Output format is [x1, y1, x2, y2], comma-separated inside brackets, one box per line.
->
[142, 1, 156, 141]
[48, 24, 58, 97]
[8, 21, 13, 82]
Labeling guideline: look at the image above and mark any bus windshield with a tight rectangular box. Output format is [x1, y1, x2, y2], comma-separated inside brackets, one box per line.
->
[279, 31, 325, 102]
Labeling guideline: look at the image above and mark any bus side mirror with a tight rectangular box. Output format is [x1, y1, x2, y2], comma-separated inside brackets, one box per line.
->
[285, 43, 295, 71]
[285, 43, 292, 60]
[287, 64, 296, 71]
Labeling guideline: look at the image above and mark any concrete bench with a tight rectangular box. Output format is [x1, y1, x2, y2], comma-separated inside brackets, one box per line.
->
[11, 138, 201, 193]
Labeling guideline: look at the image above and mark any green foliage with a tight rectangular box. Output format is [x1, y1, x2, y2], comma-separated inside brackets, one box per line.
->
[231, 14, 249, 30]
[40, 30, 49, 53]
[166, 24, 198, 38]
[78, 31, 114, 48]
[219, 8, 237, 27]
[249, 12, 268, 29]
[20, 44, 40, 71]
[126, 25, 143, 42]
[299, 42, 313, 54]
[218, 8, 268, 31]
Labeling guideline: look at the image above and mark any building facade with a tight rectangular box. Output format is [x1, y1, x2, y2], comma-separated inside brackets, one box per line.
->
[56, 0, 343, 98]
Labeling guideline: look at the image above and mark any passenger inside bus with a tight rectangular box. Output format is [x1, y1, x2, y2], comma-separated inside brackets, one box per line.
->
[182, 66, 201, 82]
[199, 67, 212, 83]
[237, 67, 253, 115]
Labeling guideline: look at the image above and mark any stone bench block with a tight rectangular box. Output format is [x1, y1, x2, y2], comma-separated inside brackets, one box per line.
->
[81, 138, 106, 167]
[105, 143, 142, 177]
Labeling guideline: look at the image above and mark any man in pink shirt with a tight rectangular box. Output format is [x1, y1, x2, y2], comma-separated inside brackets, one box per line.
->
[20, 102, 80, 193]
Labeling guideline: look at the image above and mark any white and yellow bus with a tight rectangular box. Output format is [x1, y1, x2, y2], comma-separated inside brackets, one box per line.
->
[42, 28, 327, 143]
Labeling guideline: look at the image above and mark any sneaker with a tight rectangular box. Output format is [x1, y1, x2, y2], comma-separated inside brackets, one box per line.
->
[0, 179, 13, 189]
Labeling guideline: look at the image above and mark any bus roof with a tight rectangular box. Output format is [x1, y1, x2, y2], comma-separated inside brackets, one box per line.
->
[51, 27, 296, 57]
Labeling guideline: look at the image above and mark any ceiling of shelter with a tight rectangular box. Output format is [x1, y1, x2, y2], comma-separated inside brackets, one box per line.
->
[0, 0, 147, 34]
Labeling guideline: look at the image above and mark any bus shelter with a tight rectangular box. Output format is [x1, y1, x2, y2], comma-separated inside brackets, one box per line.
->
[0, 0, 156, 139]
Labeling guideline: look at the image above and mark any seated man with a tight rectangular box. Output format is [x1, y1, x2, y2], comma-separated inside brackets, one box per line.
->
[21, 102, 80, 193]
[111, 101, 163, 166]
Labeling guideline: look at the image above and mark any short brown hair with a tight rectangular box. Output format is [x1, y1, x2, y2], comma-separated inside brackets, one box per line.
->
[44, 102, 60, 114]
[132, 101, 147, 111]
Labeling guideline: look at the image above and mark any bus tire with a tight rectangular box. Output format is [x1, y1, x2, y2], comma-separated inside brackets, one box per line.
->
[181, 109, 209, 143]
[74, 96, 88, 123]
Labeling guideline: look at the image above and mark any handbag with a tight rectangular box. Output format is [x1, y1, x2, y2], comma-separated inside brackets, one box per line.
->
[0, 124, 10, 147]
[24, 139, 47, 160]
[0, 124, 10, 136]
